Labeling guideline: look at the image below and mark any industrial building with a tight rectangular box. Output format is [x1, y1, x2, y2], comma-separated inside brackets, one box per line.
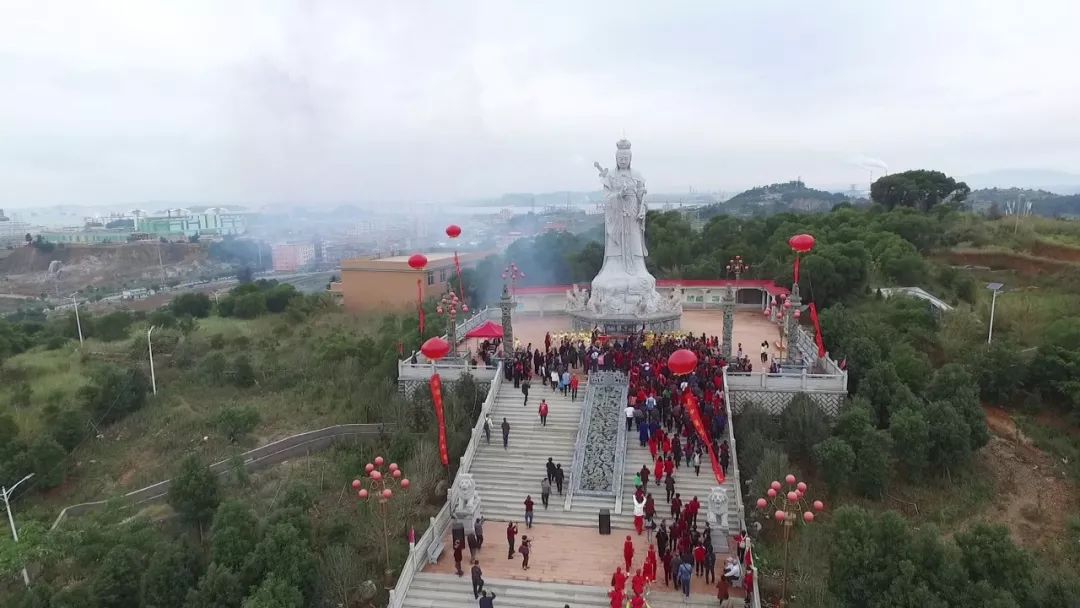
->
[334, 252, 483, 313]
[271, 243, 316, 272]
[136, 208, 247, 239]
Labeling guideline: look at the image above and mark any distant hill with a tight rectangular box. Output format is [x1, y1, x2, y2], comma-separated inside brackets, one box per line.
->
[963, 169, 1080, 195]
[968, 188, 1080, 218]
[698, 180, 850, 219]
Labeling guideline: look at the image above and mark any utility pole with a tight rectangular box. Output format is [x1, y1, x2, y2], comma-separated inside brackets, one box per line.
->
[3, 473, 35, 587]
[70, 293, 84, 345]
[147, 325, 157, 395]
[157, 239, 167, 290]
[986, 282, 1004, 344]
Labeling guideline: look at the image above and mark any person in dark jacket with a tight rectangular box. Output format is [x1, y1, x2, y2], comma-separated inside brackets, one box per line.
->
[554, 464, 565, 494]
[501, 418, 510, 449]
[471, 560, 484, 599]
[478, 589, 497, 608]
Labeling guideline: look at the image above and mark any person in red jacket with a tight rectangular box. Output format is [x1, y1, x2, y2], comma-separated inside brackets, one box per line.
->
[631, 569, 645, 596]
[611, 566, 627, 591]
[693, 542, 707, 576]
[623, 535, 635, 571]
[538, 400, 549, 426]
[653, 456, 664, 487]
[608, 587, 624, 608]
[570, 374, 580, 401]
[524, 496, 534, 529]
[688, 496, 701, 526]
[664, 455, 675, 479]
[629, 593, 645, 608]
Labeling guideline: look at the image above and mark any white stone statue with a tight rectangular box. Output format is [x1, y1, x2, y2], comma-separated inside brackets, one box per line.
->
[566, 284, 589, 311]
[664, 287, 684, 313]
[707, 486, 729, 529]
[586, 139, 663, 316]
[451, 474, 482, 535]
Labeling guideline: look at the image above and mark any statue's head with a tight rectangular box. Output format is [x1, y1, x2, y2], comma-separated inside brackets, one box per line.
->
[615, 139, 632, 170]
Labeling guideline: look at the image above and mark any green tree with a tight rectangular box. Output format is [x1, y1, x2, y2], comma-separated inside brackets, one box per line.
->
[970, 340, 1026, 404]
[171, 293, 212, 318]
[215, 406, 260, 442]
[43, 406, 87, 452]
[877, 240, 926, 284]
[955, 524, 1032, 595]
[91, 546, 143, 608]
[168, 454, 221, 527]
[813, 437, 856, 496]
[871, 170, 970, 212]
[95, 311, 135, 342]
[232, 292, 267, 319]
[243, 523, 316, 597]
[185, 564, 243, 608]
[889, 342, 932, 395]
[926, 364, 989, 450]
[779, 394, 829, 464]
[210, 502, 260, 570]
[925, 401, 974, 471]
[264, 284, 300, 313]
[142, 542, 202, 608]
[241, 575, 304, 608]
[231, 355, 256, 388]
[889, 407, 931, 479]
[853, 427, 891, 498]
[79, 365, 150, 425]
[27, 437, 66, 488]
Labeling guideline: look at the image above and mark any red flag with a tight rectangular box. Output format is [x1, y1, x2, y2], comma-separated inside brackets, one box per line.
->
[684, 392, 725, 484]
[453, 251, 465, 304]
[793, 254, 801, 284]
[430, 373, 449, 467]
[808, 302, 826, 358]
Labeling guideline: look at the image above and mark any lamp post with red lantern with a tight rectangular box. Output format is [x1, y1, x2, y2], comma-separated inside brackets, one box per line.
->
[754, 473, 825, 606]
[726, 255, 750, 281]
[502, 263, 525, 298]
[354, 457, 410, 588]
[437, 290, 468, 354]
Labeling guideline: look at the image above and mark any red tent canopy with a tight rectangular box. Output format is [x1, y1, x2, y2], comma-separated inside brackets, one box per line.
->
[464, 320, 504, 339]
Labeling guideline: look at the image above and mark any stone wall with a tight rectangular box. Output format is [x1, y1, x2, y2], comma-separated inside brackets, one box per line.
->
[571, 371, 628, 497]
[729, 389, 845, 417]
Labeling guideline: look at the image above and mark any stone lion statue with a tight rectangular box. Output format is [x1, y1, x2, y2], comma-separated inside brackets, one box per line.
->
[707, 486, 729, 528]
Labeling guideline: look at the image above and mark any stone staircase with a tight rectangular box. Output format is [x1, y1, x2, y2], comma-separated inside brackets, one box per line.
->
[469, 380, 601, 527]
[619, 431, 741, 553]
[402, 573, 719, 608]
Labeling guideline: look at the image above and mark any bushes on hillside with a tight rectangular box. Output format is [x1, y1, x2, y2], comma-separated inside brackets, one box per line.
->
[170, 293, 212, 318]
[79, 365, 150, 425]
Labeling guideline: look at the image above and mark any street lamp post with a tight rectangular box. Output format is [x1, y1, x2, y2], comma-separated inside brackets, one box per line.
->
[354, 457, 410, 589]
[70, 293, 84, 346]
[437, 291, 468, 355]
[986, 282, 1004, 344]
[147, 325, 158, 395]
[726, 255, 750, 281]
[501, 263, 525, 299]
[755, 473, 825, 606]
[2, 473, 35, 587]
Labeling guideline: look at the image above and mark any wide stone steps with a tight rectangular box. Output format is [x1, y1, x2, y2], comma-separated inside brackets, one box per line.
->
[402, 572, 719, 608]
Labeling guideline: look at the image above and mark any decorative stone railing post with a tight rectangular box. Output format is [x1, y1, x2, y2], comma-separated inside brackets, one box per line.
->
[722, 285, 736, 359]
[499, 284, 514, 359]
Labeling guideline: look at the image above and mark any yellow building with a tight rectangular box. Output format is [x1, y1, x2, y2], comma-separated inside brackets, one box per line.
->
[335, 252, 484, 313]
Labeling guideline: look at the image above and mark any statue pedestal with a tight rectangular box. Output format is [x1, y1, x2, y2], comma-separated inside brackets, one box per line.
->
[569, 309, 681, 335]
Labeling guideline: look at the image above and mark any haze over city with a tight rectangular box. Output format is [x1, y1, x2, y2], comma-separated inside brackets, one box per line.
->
[3, 0, 1080, 207]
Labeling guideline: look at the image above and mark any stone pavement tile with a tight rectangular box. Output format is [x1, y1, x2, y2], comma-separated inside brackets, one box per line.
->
[424, 519, 741, 598]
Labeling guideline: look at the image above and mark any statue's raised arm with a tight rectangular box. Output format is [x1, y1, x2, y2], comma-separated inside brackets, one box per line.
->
[593, 161, 609, 178]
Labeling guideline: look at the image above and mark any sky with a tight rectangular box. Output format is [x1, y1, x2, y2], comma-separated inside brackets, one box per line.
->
[2, 0, 1079, 207]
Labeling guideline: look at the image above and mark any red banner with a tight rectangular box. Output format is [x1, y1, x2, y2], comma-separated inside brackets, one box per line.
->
[683, 392, 725, 484]
[808, 302, 826, 358]
[793, 254, 801, 284]
[430, 373, 449, 467]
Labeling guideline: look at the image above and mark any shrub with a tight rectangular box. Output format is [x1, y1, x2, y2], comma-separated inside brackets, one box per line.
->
[170, 293, 212, 318]
[79, 365, 150, 425]
[216, 406, 260, 443]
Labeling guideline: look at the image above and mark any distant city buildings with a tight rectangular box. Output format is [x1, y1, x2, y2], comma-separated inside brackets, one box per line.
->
[136, 208, 247, 239]
[271, 243, 316, 272]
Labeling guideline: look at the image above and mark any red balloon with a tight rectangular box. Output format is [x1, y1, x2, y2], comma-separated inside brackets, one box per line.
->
[762, 308, 770, 317]
[803, 511, 815, 523]
[788, 233, 816, 253]
[813, 500, 825, 512]
[400, 478, 410, 489]
[756, 498, 767, 509]
[446, 224, 461, 238]
[357, 489, 369, 500]
[775, 510, 787, 522]
[767, 488, 777, 498]
[794, 309, 802, 319]
[389, 463, 399, 471]
[786, 491, 798, 502]
[371, 470, 382, 480]
[770, 481, 781, 490]
[364, 463, 374, 473]
[407, 254, 428, 270]
[392, 469, 402, 479]
[351, 479, 361, 490]
[374, 456, 385, 466]
[785, 474, 797, 484]
[421, 337, 451, 361]
[797, 482, 807, 492]
[382, 489, 393, 499]
[668, 349, 698, 376]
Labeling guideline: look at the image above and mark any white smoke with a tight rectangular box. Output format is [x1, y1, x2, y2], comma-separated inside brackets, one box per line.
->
[849, 155, 889, 174]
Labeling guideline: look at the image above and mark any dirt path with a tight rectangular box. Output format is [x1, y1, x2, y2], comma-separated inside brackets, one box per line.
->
[980, 406, 1075, 551]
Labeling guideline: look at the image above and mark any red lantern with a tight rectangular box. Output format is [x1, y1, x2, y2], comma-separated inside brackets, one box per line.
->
[421, 337, 451, 361]
[784, 300, 793, 309]
[364, 463, 374, 473]
[803, 511, 815, 523]
[763, 308, 770, 317]
[446, 224, 461, 239]
[408, 254, 428, 270]
[786, 491, 798, 502]
[358, 489, 369, 500]
[788, 234, 816, 253]
[797, 482, 807, 492]
[775, 510, 787, 522]
[389, 463, 398, 471]
[382, 489, 393, 499]
[767, 488, 777, 498]
[794, 309, 802, 319]
[371, 470, 382, 480]
[785, 474, 796, 484]
[374, 456, 384, 466]
[351, 479, 361, 490]
[401, 478, 410, 489]
[392, 469, 402, 479]
[668, 349, 698, 376]
[770, 481, 781, 490]
[756, 498, 767, 509]
[813, 500, 825, 511]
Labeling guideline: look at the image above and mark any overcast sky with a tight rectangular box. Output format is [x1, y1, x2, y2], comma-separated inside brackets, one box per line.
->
[2, 0, 1079, 206]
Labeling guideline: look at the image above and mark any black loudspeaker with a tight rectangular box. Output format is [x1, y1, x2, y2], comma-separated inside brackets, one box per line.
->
[599, 508, 611, 535]
[451, 522, 466, 546]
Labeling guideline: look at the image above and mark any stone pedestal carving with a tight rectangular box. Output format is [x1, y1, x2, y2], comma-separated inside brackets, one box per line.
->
[784, 283, 802, 365]
[568, 139, 682, 334]
[721, 286, 736, 359]
[499, 285, 514, 358]
[451, 473, 482, 536]
[706, 486, 729, 530]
